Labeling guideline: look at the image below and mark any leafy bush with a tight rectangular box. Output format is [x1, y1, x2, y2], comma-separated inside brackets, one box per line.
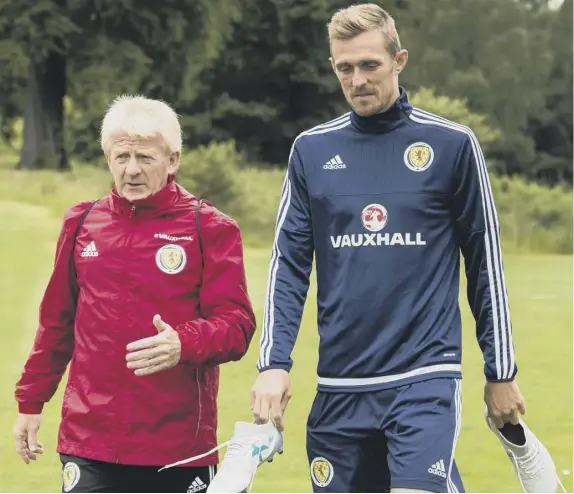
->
[410, 88, 502, 153]
[491, 174, 572, 254]
[0, 140, 570, 254]
[176, 140, 244, 217]
[233, 167, 285, 247]
[175, 140, 286, 246]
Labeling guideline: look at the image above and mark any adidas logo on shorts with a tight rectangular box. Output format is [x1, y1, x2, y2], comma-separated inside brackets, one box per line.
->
[428, 459, 447, 478]
[187, 476, 206, 493]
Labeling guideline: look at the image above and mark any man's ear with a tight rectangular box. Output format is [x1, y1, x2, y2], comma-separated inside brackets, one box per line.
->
[169, 151, 181, 174]
[395, 49, 408, 74]
[329, 56, 336, 74]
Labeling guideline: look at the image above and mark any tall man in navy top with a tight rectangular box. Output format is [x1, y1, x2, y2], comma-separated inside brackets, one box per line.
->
[246, 4, 557, 494]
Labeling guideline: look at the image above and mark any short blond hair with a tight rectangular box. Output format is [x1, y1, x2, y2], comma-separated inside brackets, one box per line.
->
[327, 3, 401, 56]
[100, 94, 182, 156]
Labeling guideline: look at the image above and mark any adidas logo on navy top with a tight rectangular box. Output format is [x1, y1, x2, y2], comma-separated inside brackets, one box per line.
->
[428, 459, 447, 478]
[323, 154, 346, 169]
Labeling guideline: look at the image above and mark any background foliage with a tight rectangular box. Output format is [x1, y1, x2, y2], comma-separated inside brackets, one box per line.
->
[0, 0, 571, 252]
[0, 0, 571, 181]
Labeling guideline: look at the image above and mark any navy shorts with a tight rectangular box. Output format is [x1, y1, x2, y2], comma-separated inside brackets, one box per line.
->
[306, 378, 464, 493]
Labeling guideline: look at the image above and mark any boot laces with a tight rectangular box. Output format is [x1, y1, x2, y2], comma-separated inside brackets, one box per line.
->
[509, 445, 567, 493]
[512, 443, 542, 479]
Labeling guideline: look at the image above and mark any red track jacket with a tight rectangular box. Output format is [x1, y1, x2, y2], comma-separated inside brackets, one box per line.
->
[15, 179, 256, 466]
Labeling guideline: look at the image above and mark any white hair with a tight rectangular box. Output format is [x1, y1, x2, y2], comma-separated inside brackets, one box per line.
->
[100, 94, 182, 156]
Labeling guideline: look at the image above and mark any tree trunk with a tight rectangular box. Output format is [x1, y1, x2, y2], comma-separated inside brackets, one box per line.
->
[19, 52, 68, 170]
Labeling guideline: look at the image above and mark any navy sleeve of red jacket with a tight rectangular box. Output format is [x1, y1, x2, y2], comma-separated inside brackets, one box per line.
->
[14, 202, 92, 414]
[452, 133, 517, 382]
[175, 206, 256, 366]
[256, 143, 314, 373]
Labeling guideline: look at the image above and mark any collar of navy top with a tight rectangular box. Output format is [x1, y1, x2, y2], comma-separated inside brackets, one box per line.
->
[350, 86, 413, 134]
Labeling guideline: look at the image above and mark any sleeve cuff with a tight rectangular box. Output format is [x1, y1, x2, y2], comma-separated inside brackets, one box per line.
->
[485, 368, 518, 383]
[485, 376, 516, 383]
[18, 402, 44, 414]
[257, 364, 292, 373]
[175, 322, 203, 363]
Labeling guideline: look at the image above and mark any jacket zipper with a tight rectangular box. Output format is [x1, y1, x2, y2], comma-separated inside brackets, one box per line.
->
[116, 203, 136, 464]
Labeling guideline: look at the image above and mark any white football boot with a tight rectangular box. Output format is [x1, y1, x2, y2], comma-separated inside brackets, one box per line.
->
[159, 420, 283, 493]
[485, 409, 565, 492]
[207, 420, 283, 492]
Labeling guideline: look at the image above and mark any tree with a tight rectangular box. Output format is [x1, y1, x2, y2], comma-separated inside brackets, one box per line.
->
[185, 0, 409, 165]
[177, 0, 341, 165]
[65, 0, 242, 161]
[0, 0, 79, 169]
[527, 0, 573, 184]
[0, 0, 241, 168]
[393, 0, 555, 179]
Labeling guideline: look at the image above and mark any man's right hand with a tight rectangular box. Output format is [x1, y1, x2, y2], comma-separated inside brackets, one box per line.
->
[250, 369, 291, 432]
[13, 413, 43, 464]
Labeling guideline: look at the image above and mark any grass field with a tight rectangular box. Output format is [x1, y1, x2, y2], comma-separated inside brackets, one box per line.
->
[0, 199, 572, 493]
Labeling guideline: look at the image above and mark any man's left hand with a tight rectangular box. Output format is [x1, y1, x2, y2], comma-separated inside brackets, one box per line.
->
[126, 315, 182, 376]
[484, 380, 526, 428]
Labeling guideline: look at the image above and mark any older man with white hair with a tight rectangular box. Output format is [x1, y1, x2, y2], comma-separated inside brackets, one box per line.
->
[12, 95, 257, 493]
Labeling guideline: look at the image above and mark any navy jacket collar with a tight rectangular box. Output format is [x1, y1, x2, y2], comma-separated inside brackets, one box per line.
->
[350, 86, 412, 134]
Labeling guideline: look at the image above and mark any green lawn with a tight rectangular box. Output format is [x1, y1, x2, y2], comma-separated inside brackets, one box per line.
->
[0, 200, 571, 493]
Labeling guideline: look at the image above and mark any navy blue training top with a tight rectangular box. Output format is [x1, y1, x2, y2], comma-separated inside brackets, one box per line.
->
[257, 87, 517, 393]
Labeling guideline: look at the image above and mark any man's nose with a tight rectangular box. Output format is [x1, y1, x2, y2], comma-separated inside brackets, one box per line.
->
[351, 69, 368, 88]
[125, 156, 141, 175]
